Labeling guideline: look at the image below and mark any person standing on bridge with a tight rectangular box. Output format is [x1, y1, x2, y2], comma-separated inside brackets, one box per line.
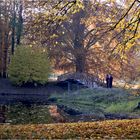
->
[109, 74, 113, 88]
[106, 74, 109, 88]
[106, 74, 113, 88]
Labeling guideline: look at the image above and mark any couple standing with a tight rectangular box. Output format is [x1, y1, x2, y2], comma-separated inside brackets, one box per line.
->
[106, 74, 113, 88]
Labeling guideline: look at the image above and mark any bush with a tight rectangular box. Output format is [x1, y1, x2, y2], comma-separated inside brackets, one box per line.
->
[8, 46, 51, 86]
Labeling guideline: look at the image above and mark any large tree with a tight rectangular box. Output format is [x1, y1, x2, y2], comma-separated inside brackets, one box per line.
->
[2, 0, 138, 80]
[25, 0, 139, 79]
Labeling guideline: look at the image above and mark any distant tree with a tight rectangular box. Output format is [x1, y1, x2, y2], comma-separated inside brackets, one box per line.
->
[8, 46, 50, 86]
[0, 0, 23, 77]
[0, 0, 82, 78]
[11, 0, 23, 54]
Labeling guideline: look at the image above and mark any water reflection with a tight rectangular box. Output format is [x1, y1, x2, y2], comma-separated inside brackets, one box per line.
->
[0, 103, 53, 124]
[0, 105, 7, 123]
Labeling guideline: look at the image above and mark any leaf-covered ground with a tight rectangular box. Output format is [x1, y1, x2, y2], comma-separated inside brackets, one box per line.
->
[1, 119, 140, 139]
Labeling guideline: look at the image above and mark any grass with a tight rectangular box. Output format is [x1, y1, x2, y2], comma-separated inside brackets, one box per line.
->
[106, 100, 139, 113]
[1, 119, 140, 139]
[49, 88, 140, 116]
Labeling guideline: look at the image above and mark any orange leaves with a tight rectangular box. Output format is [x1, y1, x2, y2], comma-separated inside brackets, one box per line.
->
[1, 119, 140, 139]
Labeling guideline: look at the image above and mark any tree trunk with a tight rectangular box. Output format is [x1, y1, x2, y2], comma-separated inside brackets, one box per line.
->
[0, 30, 2, 77]
[0, 8, 2, 77]
[0, 31, 5, 78]
[2, 32, 9, 78]
[17, 1, 23, 45]
[72, 9, 86, 73]
[11, 1, 16, 54]
[75, 54, 86, 73]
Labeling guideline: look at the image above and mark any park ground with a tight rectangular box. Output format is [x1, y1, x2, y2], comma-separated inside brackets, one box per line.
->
[0, 78, 140, 139]
[1, 119, 140, 139]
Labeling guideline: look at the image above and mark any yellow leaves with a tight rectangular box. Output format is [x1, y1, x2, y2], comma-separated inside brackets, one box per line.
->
[50, 34, 58, 39]
[125, 40, 135, 50]
[1, 119, 140, 139]
[76, 0, 84, 9]
[116, 19, 126, 31]
[67, 0, 83, 14]
[55, 41, 58, 45]
[29, 44, 32, 48]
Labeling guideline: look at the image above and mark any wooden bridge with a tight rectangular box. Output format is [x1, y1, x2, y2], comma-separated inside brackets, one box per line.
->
[57, 72, 105, 88]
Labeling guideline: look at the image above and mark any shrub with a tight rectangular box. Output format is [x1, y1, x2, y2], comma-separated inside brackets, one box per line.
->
[8, 46, 51, 86]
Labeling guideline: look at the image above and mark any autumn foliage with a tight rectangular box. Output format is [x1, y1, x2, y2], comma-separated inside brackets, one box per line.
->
[0, 119, 140, 139]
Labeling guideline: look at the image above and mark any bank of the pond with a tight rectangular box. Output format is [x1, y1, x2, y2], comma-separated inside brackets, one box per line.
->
[0, 78, 66, 95]
[0, 78, 64, 105]
[1, 119, 140, 139]
[49, 88, 140, 121]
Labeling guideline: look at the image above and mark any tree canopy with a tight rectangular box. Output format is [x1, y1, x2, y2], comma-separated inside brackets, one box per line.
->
[0, 0, 139, 81]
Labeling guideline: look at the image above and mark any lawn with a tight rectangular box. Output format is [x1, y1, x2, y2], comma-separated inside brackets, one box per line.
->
[49, 88, 140, 118]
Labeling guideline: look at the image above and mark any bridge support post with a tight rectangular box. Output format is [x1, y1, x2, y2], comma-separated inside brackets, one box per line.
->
[77, 83, 79, 91]
[67, 81, 70, 94]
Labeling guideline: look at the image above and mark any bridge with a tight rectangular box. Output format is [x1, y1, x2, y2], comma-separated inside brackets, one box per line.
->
[57, 72, 105, 88]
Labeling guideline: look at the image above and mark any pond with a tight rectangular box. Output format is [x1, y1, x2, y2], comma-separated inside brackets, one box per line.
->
[0, 104, 94, 124]
[0, 103, 109, 124]
[0, 103, 54, 124]
[0, 103, 84, 124]
[0, 79, 88, 124]
[1, 102, 140, 124]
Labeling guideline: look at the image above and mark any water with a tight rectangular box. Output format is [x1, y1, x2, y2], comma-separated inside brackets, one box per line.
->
[0, 103, 53, 124]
